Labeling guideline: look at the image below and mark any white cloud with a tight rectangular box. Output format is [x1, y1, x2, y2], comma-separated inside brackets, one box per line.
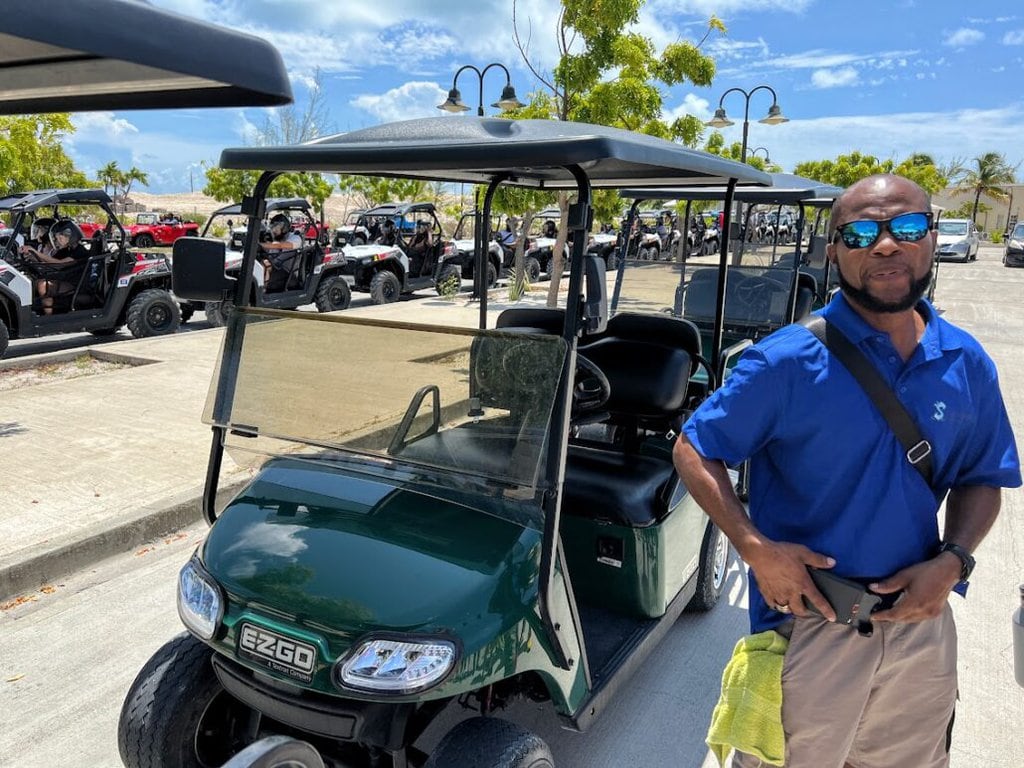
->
[1004, 30, 1024, 45]
[667, 92, 712, 123]
[943, 28, 984, 47]
[810, 67, 859, 89]
[651, 0, 812, 13]
[70, 112, 139, 142]
[350, 81, 450, 123]
[768, 48, 918, 71]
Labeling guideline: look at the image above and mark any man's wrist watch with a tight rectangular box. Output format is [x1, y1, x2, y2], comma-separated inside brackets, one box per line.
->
[937, 541, 976, 582]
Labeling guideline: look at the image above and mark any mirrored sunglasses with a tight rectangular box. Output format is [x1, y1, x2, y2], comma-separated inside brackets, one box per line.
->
[833, 211, 933, 249]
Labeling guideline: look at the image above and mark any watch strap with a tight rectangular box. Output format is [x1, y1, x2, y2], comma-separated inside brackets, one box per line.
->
[938, 541, 975, 582]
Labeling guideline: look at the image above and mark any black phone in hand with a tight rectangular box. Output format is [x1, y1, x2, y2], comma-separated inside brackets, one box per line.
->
[802, 568, 882, 636]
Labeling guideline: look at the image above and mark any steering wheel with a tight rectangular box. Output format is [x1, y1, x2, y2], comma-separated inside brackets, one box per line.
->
[734, 275, 783, 317]
[573, 354, 611, 413]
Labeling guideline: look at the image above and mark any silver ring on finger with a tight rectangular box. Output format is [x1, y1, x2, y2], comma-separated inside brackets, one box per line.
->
[774, 603, 791, 613]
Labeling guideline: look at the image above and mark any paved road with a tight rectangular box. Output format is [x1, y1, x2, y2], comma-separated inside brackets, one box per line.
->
[1, 246, 1022, 767]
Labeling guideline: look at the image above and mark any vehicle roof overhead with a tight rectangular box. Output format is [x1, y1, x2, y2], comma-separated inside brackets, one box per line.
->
[0, 0, 292, 114]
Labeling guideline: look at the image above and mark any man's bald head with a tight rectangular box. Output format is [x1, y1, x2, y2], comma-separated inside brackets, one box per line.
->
[831, 174, 932, 233]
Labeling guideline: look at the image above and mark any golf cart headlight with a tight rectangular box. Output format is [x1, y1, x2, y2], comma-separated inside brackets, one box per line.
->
[337, 638, 456, 693]
[177, 559, 223, 640]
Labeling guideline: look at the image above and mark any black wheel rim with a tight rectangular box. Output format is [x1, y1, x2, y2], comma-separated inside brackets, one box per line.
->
[329, 284, 347, 307]
[147, 302, 171, 330]
[193, 690, 251, 768]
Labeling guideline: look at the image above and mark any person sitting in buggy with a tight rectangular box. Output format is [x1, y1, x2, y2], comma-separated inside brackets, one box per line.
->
[259, 213, 302, 292]
[376, 218, 398, 247]
[19, 216, 55, 258]
[542, 219, 558, 239]
[407, 219, 432, 276]
[20, 219, 90, 315]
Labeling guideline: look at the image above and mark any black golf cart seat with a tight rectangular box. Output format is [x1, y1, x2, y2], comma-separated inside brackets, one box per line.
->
[682, 265, 815, 330]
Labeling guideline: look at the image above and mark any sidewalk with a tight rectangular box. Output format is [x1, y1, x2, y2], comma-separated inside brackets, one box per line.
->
[0, 287, 558, 600]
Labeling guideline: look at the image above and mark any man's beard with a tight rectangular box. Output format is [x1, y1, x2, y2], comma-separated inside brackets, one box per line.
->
[838, 266, 933, 313]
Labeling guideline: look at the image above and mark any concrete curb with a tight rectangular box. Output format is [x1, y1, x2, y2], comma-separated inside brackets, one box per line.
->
[0, 479, 248, 601]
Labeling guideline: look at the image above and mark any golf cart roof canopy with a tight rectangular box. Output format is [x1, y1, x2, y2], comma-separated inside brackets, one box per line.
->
[219, 117, 773, 188]
[363, 203, 403, 216]
[0, 0, 292, 114]
[0, 189, 113, 212]
[211, 199, 312, 217]
[618, 173, 841, 204]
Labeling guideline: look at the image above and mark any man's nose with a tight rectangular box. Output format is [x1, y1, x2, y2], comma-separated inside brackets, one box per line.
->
[871, 230, 901, 255]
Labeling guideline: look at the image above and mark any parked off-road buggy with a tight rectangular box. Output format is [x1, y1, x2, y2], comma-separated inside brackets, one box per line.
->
[180, 197, 351, 326]
[123, 115, 770, 768]
[617, 209, 678, 261]
[331, 208, 372, 248]
[0, 188, 182, 356]
[124, 211, 200, 247]
[523, 207, 572, 277]
[451, 210, 505, 288]
[338, 201, 464, 303]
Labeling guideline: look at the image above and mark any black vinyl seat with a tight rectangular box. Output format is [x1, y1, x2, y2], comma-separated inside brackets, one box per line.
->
[562, 444, 675, 527]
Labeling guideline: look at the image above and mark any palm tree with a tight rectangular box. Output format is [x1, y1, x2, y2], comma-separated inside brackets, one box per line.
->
[959, 152, 1017, 224]
[97, 161, 121, 195]
[122, 166, 149, 200]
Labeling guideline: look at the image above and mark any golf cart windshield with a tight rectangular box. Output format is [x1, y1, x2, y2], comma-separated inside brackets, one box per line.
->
[205, 309, 567, 519]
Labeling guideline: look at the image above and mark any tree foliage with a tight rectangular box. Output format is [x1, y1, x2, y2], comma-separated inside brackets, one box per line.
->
[956, 151, 1017, 224]
[0, 114, 91, 195]
[204, 69, 335, 213]
[793, 151, 949, 194]
[510, 0, 724, 304]
[336, 176, 431, 209]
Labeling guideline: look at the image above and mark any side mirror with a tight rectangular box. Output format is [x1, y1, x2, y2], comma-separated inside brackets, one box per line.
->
[805, 235, 828, 268]
[172, 237, 235, 301]
[583, 254, 608, 334]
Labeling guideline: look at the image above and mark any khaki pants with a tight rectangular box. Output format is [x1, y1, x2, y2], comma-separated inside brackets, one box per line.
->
[732, 605, 957, 768]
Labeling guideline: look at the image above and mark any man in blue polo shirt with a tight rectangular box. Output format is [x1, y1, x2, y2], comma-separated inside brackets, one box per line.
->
[674, 174, 1020, 768]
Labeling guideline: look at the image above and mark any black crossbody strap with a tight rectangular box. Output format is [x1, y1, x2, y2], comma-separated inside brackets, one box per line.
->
[801, 315, 934, 487]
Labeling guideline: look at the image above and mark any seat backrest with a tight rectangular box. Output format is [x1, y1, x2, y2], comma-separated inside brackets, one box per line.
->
[578, 312, 698, 420]
[495, 307, 565, 334]
[684, 266, 794, 329]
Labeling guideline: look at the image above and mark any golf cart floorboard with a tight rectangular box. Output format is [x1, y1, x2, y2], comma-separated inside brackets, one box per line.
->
[568, 571, 698, 731]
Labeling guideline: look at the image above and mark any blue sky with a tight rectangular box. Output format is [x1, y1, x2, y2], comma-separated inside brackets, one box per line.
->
[65, 0, 1024, 193]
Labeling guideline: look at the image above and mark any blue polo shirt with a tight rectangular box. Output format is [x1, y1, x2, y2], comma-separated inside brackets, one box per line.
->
[683, 294, 1021, 633]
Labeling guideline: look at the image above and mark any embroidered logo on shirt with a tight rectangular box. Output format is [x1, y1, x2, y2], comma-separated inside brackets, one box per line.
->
[933, 401, 947, 421]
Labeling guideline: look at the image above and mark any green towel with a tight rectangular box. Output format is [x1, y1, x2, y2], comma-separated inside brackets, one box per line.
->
[706, 629, 789, 767]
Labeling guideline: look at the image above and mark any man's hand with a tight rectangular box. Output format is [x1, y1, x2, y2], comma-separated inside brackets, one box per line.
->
[870, 555, 961, 623]
[746, 541, 837, 621]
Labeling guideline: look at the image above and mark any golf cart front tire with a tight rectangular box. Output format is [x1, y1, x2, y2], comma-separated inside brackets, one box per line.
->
[315, 275, 352, 312]
[370, 270, 401, 304]
[425, 717, 554, 768]
[686, 521, 730, 612]
[118, 632, 244, 768]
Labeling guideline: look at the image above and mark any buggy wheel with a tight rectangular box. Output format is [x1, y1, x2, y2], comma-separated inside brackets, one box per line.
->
[686, 521, 730, 612]
[486, 260, 499, 288]
[127, 289, 181, 338]
[524, 256, 542, 283]
[179, 304, 195, 324]
[314, 275, 352, 312]
[424, 717, 554, 768]
[435, 264, 462, 296]
[353, 235, 366, 246]
[118, 633, 252, 768]
[369, 269, 401, 304]
[134, 234, 155, 248]
[605, 251, 618, 271]
[204, 298, 235, 327]
[0, 317, 8, 358]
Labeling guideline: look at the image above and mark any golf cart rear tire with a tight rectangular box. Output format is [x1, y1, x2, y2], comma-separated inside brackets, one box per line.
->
[370, 270, 401, 304]
[686, 521, 730, 612]
[204, 298, 236, 327]
[314, 275, 352, 312]
[486, 260, 499, 288]
[0, 318, 8, 357]
[127, 289, 181, 338]
[425, 717, 554, 768]
[118, 632, 244, 768]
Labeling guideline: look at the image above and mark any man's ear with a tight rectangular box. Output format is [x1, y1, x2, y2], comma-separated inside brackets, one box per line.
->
[826, 240, 838, 264]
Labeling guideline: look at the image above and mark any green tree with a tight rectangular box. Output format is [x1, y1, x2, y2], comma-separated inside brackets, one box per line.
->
[0, 114, 90, 194]
[956, 152, 1017, 224]
[204, 69, 335, 215]
[510, 0, 723, 304]
[336, 176, 430, 209]
[793, 151, 948, 194]
[122, 166, 149, 200]
[97, 160, 121, 195]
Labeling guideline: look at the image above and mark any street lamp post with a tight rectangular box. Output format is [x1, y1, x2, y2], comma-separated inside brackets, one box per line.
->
[438, 63, 525, 301]
[705, 86, 788, 261]
[749, 146, 772, 164]
[437, 63, 525, 117]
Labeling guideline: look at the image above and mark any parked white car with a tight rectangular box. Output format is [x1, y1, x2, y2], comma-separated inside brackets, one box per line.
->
[935, 218, 980, 262]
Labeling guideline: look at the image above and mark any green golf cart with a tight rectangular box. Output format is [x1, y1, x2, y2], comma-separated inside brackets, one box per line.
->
[118, 115, 770, 767]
